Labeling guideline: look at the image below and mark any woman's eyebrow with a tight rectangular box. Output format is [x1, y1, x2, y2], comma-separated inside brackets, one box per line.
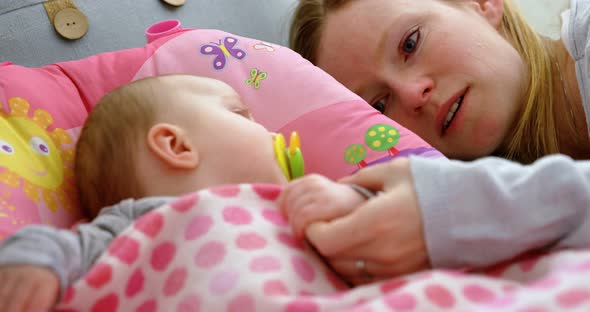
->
[375, 24, 397, 61]
[375, 12, 416, 62]
[353, 16, 406, 100]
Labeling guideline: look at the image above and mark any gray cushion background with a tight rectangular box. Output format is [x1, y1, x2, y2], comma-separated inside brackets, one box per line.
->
[0, 0, 297, 67]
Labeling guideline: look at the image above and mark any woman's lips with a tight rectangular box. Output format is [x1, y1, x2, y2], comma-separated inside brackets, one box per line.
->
[436, 87, 468, 136]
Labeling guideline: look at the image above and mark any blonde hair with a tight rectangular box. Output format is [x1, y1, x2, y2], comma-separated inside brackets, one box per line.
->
[290, 0, 558, 163]
[75, 78, 158, 217]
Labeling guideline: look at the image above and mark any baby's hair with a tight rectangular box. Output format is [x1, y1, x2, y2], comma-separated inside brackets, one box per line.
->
[290, 0, 563, 163]
[75, 77, 159, 217]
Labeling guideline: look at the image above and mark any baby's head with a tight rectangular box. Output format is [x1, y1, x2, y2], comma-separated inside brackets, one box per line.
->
[76, 74, 287, 217]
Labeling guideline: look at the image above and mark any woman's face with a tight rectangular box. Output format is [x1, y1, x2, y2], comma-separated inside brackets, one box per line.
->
[317, 0, 528, 159]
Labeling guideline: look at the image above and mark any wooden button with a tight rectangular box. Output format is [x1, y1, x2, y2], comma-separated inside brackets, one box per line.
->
[162, 0, 186, 6]
[54, 8, 88, 40]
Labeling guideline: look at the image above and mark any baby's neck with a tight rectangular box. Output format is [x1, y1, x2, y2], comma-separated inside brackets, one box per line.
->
[140, 175, 288, 200]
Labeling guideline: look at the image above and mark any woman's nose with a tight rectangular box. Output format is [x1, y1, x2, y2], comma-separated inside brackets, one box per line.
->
[392, 77, 434, 112]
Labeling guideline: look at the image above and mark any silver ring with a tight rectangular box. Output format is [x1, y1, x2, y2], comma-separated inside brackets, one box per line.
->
[355, 259, 373, 281]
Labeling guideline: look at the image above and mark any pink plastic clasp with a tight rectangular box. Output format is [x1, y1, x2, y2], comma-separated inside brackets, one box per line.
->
[145, 19, 183, 44]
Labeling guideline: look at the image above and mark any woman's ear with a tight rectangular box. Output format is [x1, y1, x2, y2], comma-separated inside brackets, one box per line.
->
[147, 123, 199, 169]
[469, 0, 504, 29]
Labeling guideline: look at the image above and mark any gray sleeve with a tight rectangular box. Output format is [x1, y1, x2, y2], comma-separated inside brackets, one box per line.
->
[0, 197, 172, 293]
[410, 155, 590, 269]
[563, 0, 590, 135]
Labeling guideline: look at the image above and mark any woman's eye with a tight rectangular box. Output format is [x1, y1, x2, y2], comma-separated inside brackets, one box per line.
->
[401, 29, 420, 55]
[372, 98, 387, 114]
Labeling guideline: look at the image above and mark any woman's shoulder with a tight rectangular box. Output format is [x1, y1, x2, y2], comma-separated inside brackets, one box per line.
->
[562, 0, 590, 60]
[561, 0, 590, 132]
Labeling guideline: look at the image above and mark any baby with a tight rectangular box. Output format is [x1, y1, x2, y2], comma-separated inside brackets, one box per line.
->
[0, 74, 367, 311]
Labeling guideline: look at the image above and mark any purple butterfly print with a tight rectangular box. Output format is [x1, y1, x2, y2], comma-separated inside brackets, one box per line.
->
[200, 36, 247, 70]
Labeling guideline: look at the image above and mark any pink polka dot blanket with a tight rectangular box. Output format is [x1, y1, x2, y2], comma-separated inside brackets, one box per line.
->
[53, 184, 590, 312]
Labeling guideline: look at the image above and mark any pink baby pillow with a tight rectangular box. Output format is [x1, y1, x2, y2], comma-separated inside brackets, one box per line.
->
[0, 45, 162, 239]
[0, 23, 445, 241]
[136, 25, 446, 179]
[0, 64, 85, 239]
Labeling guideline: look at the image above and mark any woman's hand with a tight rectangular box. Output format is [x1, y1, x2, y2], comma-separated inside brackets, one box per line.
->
[306, 158, 431, 285]
[279, 174, 366, 239]
[0, 264, 60, 312]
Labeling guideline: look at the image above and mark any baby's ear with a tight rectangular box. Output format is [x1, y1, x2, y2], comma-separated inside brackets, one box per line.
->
[147, 123, 199, 169]
[470, 0, 504, 29]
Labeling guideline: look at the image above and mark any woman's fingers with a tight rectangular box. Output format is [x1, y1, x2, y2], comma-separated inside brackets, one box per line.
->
[329, 258, 395, 279]
[304, 197, 379, 256]
[305, 186, 429, 284]
[339, 163, 388, 190]
[339, 158, 410, 191]
[305, 190, 398, 256]
[328, 253, 429, 282]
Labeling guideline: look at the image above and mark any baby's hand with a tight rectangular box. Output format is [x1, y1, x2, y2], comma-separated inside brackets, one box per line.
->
[279, 174, 365, 239]
[0, 264, 60, 312]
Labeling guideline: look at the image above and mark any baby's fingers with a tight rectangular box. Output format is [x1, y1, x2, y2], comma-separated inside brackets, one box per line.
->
[290, 191, 362, 239]
[0, 271, 14, 310]
[287, 194, 319, 238]
[25, 283, 59, 312]
[278, 178, 313, 216]
[305, 209, 373, 257]
[5, 278, 34, 312]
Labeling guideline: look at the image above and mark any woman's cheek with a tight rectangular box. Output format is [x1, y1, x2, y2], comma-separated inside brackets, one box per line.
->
[470, 116, 506, 155]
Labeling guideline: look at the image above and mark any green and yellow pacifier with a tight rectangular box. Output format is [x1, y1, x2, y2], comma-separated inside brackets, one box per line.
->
[274, 132, 305, 181]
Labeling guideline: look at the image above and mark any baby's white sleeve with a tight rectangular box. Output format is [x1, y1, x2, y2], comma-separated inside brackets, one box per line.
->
[410, 155, 590, 268]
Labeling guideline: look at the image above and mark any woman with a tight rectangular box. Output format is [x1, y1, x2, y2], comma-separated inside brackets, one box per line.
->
[291, 0, 589, 162]
[280, 0, 590, 285]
